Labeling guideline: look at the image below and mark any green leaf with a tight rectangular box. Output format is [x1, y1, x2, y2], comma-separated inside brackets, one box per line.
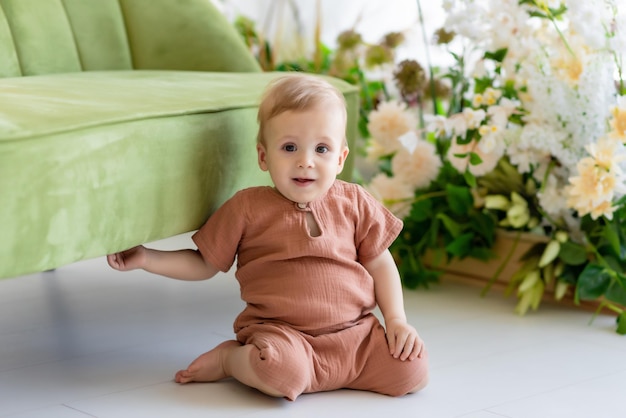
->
[605, 273, 626, 306]
[436, 213, 464, 238]
[473, 77, 492, 94]
[576, 263, 612, 301]
[484, 48, 508, 63]
[464, 171, 477, 188]
[445, 232, 474, 257]
[470, 213, 496, 246]
[377, 155, 393, 177]
[603, 221, 621, 258]
[446, 184, 473, 215]
[398, 255, 440, 289]
[605, 279, 626, 306]
[469, 152, 483, 165]
[468, 246, 495, 261]
[558, 241, 587, 266]
[457, 129, 477, 145]
[408, 198, 433, 222]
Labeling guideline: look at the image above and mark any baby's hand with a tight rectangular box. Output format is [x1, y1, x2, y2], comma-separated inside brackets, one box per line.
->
[107, 245, 146, 271]
[385, 318, 425, 361]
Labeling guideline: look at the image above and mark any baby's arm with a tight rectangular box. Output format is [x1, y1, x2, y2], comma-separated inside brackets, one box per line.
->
[363, 250, 425, 361]
[107, 245, 220, 281]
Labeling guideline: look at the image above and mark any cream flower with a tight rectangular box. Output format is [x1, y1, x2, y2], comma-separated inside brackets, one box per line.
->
[609, 99, 626, 142]
[365, 173, 414, 218]
[367, 101, 417, 155]
[447, 133, 503, 177]
[567, 148, 625, 220]
[446, 112, 469, 137]
[483, 87, 501, 106]
[586, 136, 626, 173]
[470, 132, 506, 177]
[365, 139, 390, 163]
[447, 139, 475, 173]
[391, 137, 442, 190]
[472, 93, 485, 108]
[488, 97, 520, 128]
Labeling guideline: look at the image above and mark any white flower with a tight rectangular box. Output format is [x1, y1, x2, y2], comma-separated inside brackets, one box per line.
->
[477, 125, 500, 153]
[397, 130, 419, 154]
[488, 97, 519, 128]
[424, 114, 450, 137]
[537, 173, 571, 218]
[462, 107, 486, 130]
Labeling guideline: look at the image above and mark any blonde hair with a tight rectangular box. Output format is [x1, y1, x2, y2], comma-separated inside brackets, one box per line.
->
[256, 73, 347, 145]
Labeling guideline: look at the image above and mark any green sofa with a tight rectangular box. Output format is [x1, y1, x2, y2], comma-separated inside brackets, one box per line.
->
[0, 0, 358, 279]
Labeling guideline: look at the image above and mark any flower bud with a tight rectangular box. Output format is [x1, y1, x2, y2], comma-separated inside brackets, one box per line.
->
[485, 195, 511, 211]
[337, 30, 362, 50]
[555, 280, 569, 300]
[382, 32, 405, 49]
[393, 59, 426, 98]
[507, 204, 530, 228]
[538, 240, 560, 268]
[510, 191, 528, 207]
[555, 231, 569, 243]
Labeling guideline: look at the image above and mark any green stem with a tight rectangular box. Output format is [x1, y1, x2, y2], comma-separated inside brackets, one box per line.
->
[613, 51, 625, 95]
[535, 1, 576, 59]
[481, 230, 522, 297]
[589, 300, 623, 326]
[357, 68, 373, 112]
[416, 0, 439, 116]
[413, 190, 447, 203]
[384, 190, 447, 210]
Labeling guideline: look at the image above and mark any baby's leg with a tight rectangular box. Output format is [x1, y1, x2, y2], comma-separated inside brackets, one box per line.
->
[175, 340, 240, 383]
[346, 315, 429, 396]
[175, 341, 285, 398]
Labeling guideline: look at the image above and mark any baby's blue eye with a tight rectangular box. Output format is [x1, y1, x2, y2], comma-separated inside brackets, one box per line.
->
[316, 145, 329, 154]
[284, 144, 297, 152]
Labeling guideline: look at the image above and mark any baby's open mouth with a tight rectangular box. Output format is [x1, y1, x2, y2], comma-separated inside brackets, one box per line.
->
[293, 178, 314, 184]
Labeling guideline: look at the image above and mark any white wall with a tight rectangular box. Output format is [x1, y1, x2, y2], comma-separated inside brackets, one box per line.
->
[215, 0, 450, 69]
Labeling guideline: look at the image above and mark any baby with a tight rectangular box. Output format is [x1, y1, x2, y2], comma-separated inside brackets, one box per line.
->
[108, 73, 428, 401]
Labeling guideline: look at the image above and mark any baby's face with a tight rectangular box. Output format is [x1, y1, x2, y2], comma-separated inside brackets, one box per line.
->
[257, 103, 349, 205]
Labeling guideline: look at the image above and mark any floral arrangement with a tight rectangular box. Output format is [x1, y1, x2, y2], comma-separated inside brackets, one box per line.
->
[231, 0, 626, 333]
[360, 0, 626, 333]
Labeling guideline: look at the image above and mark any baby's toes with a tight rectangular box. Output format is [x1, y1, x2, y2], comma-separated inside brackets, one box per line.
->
[174, 369, 193, 384]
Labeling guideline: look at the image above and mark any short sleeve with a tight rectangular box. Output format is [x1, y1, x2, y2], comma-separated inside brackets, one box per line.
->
[192, 191, 248, 272]
[353, 185, 403, 263]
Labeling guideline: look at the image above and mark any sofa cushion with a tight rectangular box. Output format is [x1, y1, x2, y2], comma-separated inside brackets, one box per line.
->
[0, 0, 261, 77]
[0, 70, 359, 278]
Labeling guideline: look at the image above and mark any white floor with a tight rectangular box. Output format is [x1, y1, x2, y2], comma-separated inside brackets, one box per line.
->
[1, 233, 624, 418]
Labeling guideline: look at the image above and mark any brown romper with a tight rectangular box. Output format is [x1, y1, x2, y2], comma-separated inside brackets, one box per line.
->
[192, 180, 428, 400]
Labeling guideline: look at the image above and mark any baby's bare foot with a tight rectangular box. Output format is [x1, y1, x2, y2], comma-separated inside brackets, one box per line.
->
[175, 340, 241, 384]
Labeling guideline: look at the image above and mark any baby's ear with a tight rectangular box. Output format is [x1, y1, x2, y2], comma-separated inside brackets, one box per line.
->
[336, 146, 350, 174]
[257, 143, 269, 171]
